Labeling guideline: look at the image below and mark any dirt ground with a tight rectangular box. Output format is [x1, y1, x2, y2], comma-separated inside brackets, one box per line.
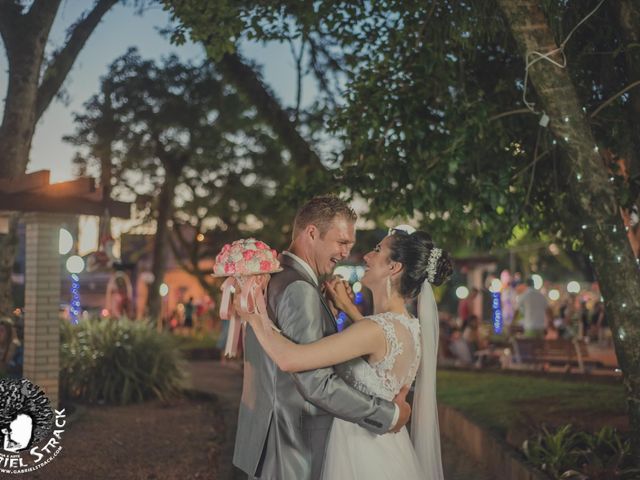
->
[16, 393, 224, 480]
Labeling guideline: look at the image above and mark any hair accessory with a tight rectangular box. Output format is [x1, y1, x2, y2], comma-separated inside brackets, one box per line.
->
[425, 247, 442, 283]
[388, 224, 416, 236]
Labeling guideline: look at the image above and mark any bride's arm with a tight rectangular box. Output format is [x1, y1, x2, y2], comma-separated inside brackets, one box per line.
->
[245, 313, 385, 373]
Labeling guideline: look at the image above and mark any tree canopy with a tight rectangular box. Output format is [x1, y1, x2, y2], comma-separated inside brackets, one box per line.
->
[163, 0, 640, 250]
[66, 49, 302, 306]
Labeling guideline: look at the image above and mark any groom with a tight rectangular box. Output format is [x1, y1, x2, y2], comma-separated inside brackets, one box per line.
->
[233, 196, 411, 480]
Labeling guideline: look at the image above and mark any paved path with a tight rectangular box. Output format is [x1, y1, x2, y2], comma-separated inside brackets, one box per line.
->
[189, 360, 245, 480]
[189, 360, 494, 480]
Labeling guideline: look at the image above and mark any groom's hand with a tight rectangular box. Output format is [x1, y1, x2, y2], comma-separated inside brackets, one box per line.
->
[322, 276, 344, 316]
[390, 385, 411, 433]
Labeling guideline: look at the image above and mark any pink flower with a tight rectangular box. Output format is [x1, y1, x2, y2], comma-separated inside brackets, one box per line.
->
[271, 249, 278, 257]
[255, 241, 268, 250]
[260, 261, 272, 271]
[243, 250, 256, 260]
[224, 263, 236, 274]
[222, 243, 231, 252]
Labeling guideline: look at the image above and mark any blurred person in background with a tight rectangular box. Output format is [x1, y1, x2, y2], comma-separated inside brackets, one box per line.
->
[515, 278, 552, 338]
[457, 287, 478, 325]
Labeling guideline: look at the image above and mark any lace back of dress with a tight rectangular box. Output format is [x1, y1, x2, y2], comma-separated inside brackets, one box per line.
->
[373, 313, 421, 396]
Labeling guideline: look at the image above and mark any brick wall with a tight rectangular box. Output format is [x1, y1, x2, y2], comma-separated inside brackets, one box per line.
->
[23, 213, 61, 408]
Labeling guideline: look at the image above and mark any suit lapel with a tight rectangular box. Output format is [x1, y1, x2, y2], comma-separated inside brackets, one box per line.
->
[317, 291, 338, 332]
[279, 254, 338, 332]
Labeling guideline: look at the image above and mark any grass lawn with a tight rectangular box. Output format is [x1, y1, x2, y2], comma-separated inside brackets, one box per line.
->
[437, 369, 628, 438]
[172, 332, 219, 351]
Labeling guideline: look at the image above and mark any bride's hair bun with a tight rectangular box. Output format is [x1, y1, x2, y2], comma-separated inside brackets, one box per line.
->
[388, 230, 453, 297]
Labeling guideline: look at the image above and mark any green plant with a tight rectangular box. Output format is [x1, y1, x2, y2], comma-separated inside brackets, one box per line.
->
[61, 318, 187, 405]
[523, 425, 581, 478]
[524, 425, 640, 480]
[174, 332, 219, 351]
[564, 426, 640, 480]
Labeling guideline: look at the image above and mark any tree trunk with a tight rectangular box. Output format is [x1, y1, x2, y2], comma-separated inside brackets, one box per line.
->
[146, 157, 186, 325]
[0, 1, 60, 314]
[497, 0, 640, 464]
[217, 53, 326, 174]
[97, 83, 115, 241]
[0, 8, 56, 177]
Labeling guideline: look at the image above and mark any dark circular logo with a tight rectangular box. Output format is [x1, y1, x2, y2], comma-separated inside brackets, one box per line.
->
[0, 378, 65, 474]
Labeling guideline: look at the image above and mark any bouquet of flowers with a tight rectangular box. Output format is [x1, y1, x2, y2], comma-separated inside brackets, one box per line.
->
[213, 238, 281, 357]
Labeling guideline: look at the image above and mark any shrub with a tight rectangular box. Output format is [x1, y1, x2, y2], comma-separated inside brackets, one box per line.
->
[61, 318, 187, 405]
[523, 425, 640, 479]
[523, 425, 581, 478]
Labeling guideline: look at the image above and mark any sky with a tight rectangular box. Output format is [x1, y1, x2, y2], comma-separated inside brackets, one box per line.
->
[0, 1, 317, 183]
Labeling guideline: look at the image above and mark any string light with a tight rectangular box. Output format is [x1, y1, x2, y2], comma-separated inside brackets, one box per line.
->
[337, 311, 348, 332]
[70, 274, 81, 324]
[355, 292, 364, 305]
[576, 173, 582, 180]
[564, 136, 570, 142]
[491, 291, 503, 334]
[579, 223, 626, 230]
[563, 116, 569, 123]
[619, 327, 626, 340]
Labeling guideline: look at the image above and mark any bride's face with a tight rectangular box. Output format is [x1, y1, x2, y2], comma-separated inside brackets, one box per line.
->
[361, 236, 395, 290]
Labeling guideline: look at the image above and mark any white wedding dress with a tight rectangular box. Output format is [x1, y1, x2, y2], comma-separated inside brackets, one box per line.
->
[320, 312, 426, 479]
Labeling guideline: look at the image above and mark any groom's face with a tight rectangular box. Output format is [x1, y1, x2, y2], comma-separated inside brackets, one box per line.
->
[312, 216, 356, 277]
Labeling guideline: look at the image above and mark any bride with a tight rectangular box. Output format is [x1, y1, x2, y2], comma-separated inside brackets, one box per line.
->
[241, 227, 452, 479]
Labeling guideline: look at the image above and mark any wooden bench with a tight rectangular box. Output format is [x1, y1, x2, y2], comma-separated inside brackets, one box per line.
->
[506, 337, 601, 373]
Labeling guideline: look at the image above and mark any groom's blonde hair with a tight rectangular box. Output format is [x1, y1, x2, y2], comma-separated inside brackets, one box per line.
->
[293, 196, 357, 239]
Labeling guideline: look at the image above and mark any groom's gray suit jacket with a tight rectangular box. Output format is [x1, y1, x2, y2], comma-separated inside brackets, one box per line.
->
[232, 253, 396, 480]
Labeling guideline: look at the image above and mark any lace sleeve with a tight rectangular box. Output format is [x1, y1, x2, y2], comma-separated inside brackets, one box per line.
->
[366, 313, 403, 371]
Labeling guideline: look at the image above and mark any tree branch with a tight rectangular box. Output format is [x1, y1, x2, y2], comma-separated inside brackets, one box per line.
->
[217, 52, 326, 173]
[289, 37, 306, 125]
[168, 226, 216, 296]
[590, 80, 640, 119]
[35, 0, 118, 120]
[0, 1, 23, 47]
[25, 0, 61, 29]
[306, 35, 339, 105]
[488, 108, 534, 122]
